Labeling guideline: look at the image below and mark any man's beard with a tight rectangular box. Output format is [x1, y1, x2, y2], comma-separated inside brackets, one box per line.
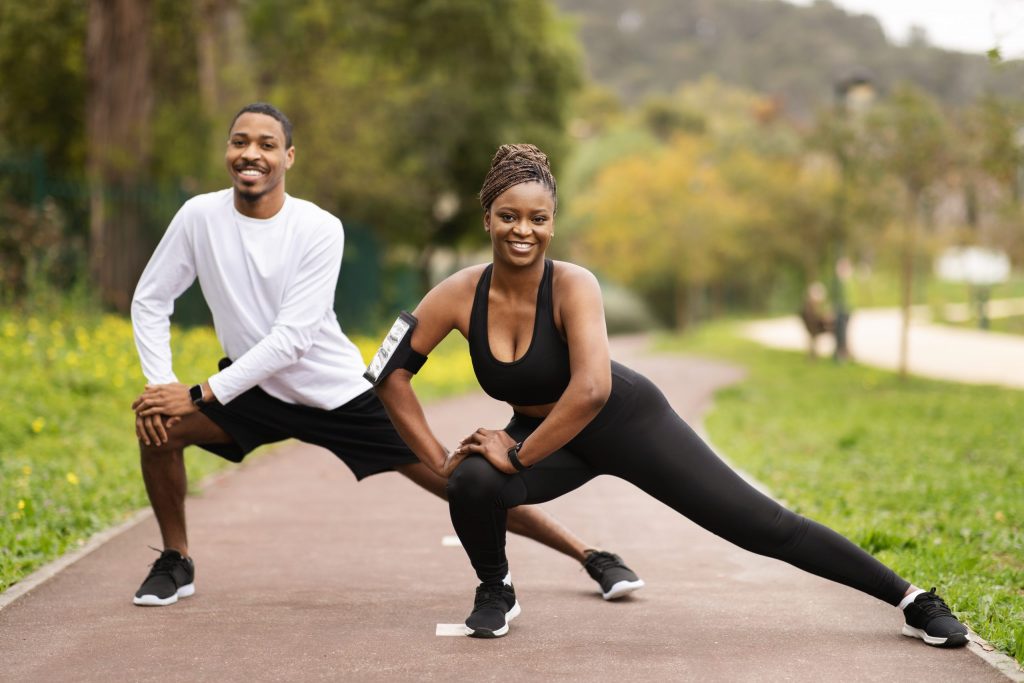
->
[236, 185, 268, 202]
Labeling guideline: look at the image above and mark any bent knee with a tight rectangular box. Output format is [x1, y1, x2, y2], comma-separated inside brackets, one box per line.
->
[139, 439, 184, 459]
[446, 456, 507, 505]
[137, 427, 190, 458]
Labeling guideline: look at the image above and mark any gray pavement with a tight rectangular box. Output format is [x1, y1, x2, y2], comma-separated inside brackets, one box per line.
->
[0, 337, 1013, 681]
[745, 304, 1024, 389]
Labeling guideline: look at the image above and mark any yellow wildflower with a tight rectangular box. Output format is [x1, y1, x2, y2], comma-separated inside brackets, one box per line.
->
[75, 326, 90, 350]
[31, 417, 45, 433]
[18, 499, 26, 510]
[22, 465, 31, 476]
[66, 472, 80, 486]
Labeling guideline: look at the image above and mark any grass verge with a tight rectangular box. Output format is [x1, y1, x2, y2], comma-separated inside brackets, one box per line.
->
[1, 313, 477, 593]
[944, 314, 1024, 336]
[656, 322, 1024, 663]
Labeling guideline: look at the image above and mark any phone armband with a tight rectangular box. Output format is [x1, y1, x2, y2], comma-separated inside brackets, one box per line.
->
[363, 311, 428, 386]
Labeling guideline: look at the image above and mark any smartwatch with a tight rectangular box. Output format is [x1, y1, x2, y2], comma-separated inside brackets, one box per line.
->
[189, 384, 205, 406]
[506, 441, 532, 472]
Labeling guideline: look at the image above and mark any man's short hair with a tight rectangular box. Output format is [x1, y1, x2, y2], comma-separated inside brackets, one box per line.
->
[229, 103, 293, 148]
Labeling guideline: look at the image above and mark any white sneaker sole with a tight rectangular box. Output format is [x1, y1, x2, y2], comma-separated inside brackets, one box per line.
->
[602, 579, 645, 600]
[468, 600, 521, 638]
[901, 624, 968, 648]
[133, 582, 195, 606]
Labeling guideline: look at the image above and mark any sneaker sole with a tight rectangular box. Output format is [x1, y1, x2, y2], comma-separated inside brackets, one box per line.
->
[467, 601, 521, 639]
[133, 582, 195, 606]
[901, 624, 968, 648]
[602, 579, 645, 600]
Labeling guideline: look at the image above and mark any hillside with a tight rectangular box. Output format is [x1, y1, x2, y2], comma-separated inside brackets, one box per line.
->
[554, 0, 1024, 115]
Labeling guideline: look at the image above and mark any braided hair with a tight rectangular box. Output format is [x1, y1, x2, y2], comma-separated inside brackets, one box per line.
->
[478, 144, 558, 213]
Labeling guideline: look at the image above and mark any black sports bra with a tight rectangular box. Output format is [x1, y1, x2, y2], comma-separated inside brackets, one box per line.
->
[468, 260, 571, 406]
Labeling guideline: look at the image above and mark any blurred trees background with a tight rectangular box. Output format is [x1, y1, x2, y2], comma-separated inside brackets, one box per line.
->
[0, 0, 581, 319]
[1, 0, 1022, 333]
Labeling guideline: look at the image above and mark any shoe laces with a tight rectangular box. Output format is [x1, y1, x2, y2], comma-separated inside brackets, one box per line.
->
[583, 550, 621, 573]
[474, 582, 509, 610]
[146, 546, 182, 576]
[913, 588, 954, 620]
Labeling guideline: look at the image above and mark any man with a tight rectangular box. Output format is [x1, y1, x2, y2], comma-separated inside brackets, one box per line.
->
[128, 103, 643, 606]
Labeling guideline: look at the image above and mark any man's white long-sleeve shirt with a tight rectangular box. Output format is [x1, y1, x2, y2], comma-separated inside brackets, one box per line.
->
[131, 189, 371, 409]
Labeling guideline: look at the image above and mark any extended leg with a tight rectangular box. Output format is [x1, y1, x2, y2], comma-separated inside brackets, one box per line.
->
[576, 380, 911, 605]
[582, 394, 966, 645]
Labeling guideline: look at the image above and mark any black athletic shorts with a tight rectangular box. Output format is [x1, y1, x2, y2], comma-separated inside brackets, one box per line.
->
[197, 359, 418, 480]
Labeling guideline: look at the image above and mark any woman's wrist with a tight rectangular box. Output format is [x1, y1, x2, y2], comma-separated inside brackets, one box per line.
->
[506, 441, 532, 472]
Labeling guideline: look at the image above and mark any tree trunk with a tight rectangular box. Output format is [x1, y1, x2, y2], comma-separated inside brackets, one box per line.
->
[417, 242, 436, 296]
[897, 190, 918, 379]
[86, 0, 154, 312]
[673, 275, 690, 332]
[195, 0, 252, 167]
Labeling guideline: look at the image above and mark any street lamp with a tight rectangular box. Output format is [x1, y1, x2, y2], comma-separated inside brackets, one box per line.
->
[831, 69, 876, 362]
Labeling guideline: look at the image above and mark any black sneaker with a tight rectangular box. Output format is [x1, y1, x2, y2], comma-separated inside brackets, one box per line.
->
[133, 549, 195, 606]
[583, 550, 645, 600]
[902, 588, 969, 648]
[465, 581, 521, 638]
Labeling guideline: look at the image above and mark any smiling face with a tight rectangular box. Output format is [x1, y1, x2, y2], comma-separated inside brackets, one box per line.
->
[484, 181, 555, 266]
[225, 112, 294, 216]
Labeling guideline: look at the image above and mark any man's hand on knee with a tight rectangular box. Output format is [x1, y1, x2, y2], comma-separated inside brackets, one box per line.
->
[133, 382, 198, 419]
[136, 412, 172, 447]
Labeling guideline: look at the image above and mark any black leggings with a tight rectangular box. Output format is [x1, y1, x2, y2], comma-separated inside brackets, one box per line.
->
[446, 362, 910, 606]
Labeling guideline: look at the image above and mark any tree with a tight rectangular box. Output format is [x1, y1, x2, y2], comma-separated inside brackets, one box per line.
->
[193, 0, 255, 179]
[866, 85, 951, 377]
[248, 0, 584, 290]
[85, 0, 156, 312]
[0, 0, 87, 170]
[574, 134, 747, 328]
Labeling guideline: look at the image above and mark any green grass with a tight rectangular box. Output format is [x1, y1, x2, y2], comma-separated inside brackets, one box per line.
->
[848, 271, 1024, 310]
[1, 312, 478, 593]
[943, 314, 1024, 336]
[656, 323, 1024, 663]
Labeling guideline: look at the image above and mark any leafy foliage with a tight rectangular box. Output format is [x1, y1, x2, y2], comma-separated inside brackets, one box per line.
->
[250, 0, 583, 253]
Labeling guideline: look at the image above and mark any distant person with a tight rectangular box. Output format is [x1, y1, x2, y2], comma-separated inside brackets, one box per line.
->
[372, 143, 968, 646]
[128, 103, 643, 607]
[800, 281, 834, 358]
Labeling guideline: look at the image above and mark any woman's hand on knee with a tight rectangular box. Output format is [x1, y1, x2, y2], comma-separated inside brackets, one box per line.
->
[455, 428, 517, 475]
[439, 447, 469, 478]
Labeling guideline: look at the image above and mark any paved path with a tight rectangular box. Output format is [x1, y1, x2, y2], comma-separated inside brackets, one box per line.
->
[745, 305, 1024, 389]
[0, 338, 1011, 681]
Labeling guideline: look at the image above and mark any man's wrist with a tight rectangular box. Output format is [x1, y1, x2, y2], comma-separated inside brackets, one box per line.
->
[201, 381, 218, 404]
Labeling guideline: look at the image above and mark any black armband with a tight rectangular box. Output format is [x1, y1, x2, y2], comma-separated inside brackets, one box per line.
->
[363, 311, 428, 386]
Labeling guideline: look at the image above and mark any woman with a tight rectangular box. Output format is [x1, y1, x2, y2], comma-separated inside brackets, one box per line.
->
[373, 144, 968, 645]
